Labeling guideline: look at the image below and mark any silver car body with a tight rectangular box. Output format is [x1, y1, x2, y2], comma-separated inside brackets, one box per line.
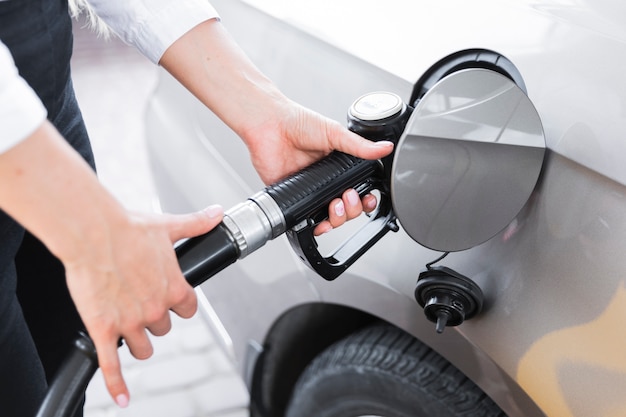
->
[146, 1, 626, 416]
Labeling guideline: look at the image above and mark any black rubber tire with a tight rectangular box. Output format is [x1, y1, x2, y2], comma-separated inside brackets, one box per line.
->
[285, 323, 506, 417]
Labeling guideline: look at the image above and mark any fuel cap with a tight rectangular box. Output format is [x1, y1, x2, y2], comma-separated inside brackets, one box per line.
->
[391, 68, 545, 252]
[349, 91, 404, 121]
[347, 92, 411, 143]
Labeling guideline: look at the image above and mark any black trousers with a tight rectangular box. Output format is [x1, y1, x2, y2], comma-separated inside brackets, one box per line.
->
[0, 0, 95, 415]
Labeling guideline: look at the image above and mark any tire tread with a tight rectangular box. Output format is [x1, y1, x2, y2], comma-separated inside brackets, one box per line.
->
[287, 323, 506, 417]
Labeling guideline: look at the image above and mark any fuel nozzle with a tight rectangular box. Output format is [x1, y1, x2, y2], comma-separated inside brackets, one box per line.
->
[415, 266, 484, 333]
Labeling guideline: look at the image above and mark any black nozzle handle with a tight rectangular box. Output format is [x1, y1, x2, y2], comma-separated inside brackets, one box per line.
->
[266, 151, 397, 280]
[35, 332, 98, 417]
[266, 151, 383, 228]
[286, 191, 396, 280]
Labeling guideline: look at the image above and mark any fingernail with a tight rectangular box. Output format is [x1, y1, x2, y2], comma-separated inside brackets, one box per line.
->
[334, 201, 345, 217]
[116, 394, 129, 408]
[203, 204, 223, 218]
[347, 190, 359, 206]
[319, 223, 333, 235]
[365, 198, 377, 210]
[372, 140, 394, 148]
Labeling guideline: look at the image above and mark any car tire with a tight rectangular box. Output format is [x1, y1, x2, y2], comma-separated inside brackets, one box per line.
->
[284, 323, 506, 417]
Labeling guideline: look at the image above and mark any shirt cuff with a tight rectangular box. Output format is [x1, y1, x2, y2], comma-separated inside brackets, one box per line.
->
[0, 44, 47, 154]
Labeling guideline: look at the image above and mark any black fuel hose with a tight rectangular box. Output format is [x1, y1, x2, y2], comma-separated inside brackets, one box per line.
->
[36, 151, 382, 417]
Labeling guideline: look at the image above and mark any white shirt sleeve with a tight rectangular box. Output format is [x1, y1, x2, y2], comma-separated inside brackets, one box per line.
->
[0, 41, 47, 154]
[87, 0, 220, 64]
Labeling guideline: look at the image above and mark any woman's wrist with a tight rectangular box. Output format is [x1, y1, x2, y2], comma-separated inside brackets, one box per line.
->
[159, 18, 292, 146]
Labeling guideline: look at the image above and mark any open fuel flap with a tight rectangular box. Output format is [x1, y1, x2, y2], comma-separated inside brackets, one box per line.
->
[390, 61, 545, 332]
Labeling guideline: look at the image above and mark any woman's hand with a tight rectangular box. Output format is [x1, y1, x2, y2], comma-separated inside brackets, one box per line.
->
[63, 207, 223, 407]
[240, 99, 392, 235]
[0, 122, 225, 407]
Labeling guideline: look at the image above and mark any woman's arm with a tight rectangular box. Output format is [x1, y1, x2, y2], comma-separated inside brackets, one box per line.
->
[159, 19, 393, 231]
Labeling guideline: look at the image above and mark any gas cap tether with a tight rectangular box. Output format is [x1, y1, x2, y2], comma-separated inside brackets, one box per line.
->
[415, 257, 484, 333]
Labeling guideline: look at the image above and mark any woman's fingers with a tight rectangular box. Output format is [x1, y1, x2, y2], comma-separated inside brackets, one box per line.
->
[89, 329, 130, 408]
[168, 281, 198, 319]
[314, 189, 378, 236]
[166, 204, 224, 243]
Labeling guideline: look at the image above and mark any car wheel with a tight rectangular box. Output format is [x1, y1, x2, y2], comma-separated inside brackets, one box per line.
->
[285, 323, 506, 417]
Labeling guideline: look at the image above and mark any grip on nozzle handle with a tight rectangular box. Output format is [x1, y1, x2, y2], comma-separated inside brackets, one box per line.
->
[266, 151, 382, 228]
[267, 151, 397, 280]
